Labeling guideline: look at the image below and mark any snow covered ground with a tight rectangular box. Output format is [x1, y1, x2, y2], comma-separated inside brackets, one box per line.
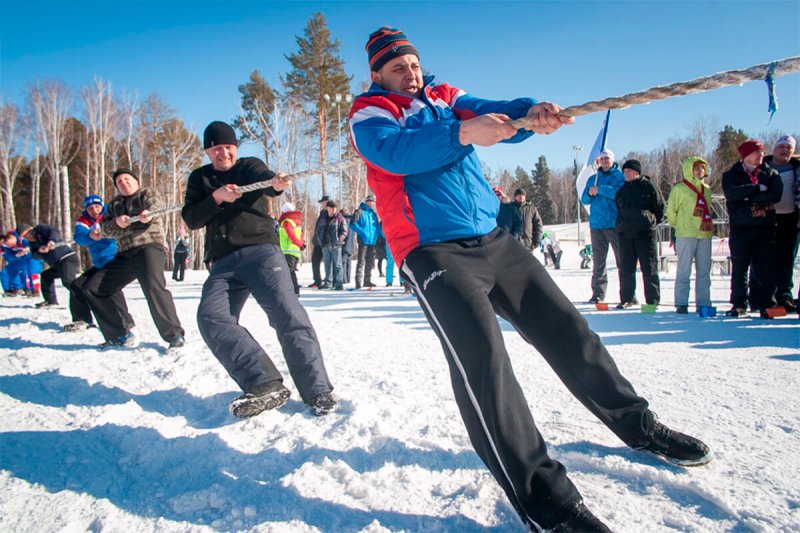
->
[1, 240, 798, 532]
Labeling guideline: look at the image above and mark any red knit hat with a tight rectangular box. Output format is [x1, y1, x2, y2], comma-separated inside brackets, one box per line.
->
[737, 139, 764, 160]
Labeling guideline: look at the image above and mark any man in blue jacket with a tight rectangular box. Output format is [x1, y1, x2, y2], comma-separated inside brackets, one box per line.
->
[350, 195, 379, 289]
[350, 26, 711, 532]
[69, 195, 134, 332]
[581, 149, 625, 303]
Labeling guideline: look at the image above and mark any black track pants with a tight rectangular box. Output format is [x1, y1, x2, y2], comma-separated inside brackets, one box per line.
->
[400, 229, 652, 529]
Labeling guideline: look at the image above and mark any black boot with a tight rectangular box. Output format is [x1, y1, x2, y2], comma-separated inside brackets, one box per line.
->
[230, 381, 291, 419]
[546, 499, 612, 532]
[635, 418, 711, 466]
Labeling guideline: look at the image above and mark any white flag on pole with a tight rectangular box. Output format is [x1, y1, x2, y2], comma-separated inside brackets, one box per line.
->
[576, 110, 611, 214]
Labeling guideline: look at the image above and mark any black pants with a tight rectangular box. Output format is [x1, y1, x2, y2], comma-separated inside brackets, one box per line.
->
[284, 254, 300, 295]
[73, 267, 135, 330]
[197, 243, 332, 400]
[41, 254, 88, 322]
[618, 232, 660, 305]
[730, 225, 776, 310]
[355, 238, 376, 286]
[84, 244, 183, 342]
[400, 229, 652, 529]
[775, 210, 799, 300]
[172, 251, 188, 281]
[342, 252, 353, 284]
[547, 245, 562, 270]
[311, 244, 323, 286]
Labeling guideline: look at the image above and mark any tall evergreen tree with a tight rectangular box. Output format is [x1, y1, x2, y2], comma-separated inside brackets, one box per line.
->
[710, 125, 748, 191]
[282, 12, 352, 195]
[233, 70, 277, 165]
[531, 155, 556, 224]
[513, 166, 533, 196]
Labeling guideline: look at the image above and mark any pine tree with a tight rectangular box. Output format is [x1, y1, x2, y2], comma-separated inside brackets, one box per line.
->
[283, 13, 352, 196]
[513, 166, 534, 196]
[233, 70, 277, 165]
[710, 125, 748, 192]
[531, 156, 556, 224]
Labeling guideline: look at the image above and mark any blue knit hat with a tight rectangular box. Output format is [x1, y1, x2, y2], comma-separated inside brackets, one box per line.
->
[366, 26, 419, 72]
[84, 194, 104, 208]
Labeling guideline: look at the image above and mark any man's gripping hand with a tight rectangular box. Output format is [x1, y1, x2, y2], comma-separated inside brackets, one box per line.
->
[213, 184, 243, 205]
[459, 113, 517, 147]
[269, 172, 292, 192]
[522, 102, 574, 134]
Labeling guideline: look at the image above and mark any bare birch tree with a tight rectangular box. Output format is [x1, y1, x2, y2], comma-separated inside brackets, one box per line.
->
[27, 80, 79, 239]
[0, 102, 28, 230]
[117, 91, 139, 177]
[82, 77, 118, 199]
[31, 148, 42, 222]
[160, 118, 202, 253]
[137, 93, 173, 191]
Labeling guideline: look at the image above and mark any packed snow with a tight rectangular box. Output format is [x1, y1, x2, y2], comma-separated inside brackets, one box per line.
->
[1, 236, 798, 532]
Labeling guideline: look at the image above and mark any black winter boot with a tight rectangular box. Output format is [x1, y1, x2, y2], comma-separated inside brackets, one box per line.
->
[230, 381, 290, 419]
[636, 419, 711, 466]
[546, 499, 612, 532]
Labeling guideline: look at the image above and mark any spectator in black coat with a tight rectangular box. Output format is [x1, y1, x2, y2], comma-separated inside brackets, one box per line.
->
[341, 208, 356, 285]
[722, 140, 783, 318]
[309, 196, 330, 288]
[172, 226, 191, 282]
[320, 200, 348, 290]
[614, 160, 664, 308]
[493, 187, 523, 238]
[512, 188, 543, 251]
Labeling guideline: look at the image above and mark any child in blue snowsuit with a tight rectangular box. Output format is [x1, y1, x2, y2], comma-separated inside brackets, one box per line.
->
[1, 230, 32, 295]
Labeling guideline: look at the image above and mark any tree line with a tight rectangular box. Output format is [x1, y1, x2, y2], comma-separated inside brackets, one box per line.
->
[2, 11, 796, 272]
[0, 13, 359, 270]
[488, 121, 796, 228]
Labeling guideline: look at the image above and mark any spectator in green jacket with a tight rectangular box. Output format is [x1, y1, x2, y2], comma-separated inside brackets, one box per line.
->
[666, 157, 714, 314]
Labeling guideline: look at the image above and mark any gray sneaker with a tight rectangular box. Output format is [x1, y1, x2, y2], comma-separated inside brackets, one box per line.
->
[99, 332, 137, 349]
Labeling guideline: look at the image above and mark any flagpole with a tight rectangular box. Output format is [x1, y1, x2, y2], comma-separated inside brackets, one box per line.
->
[572, 145, 583, 246]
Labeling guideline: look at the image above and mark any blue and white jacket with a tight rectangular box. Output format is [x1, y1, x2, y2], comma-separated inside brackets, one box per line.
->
[349, 76, 535, 264]
[74, 208, 117, 268]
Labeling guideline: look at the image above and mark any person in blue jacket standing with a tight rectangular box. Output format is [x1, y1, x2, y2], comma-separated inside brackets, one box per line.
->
[581, 149, 625, 303]
[350, 195, 379, 289]
[69, 195, 134, 332]
[350, 26, 711, 532]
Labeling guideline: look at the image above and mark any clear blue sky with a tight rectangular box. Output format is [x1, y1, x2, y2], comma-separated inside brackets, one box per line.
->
[1, 0, 798, 173]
